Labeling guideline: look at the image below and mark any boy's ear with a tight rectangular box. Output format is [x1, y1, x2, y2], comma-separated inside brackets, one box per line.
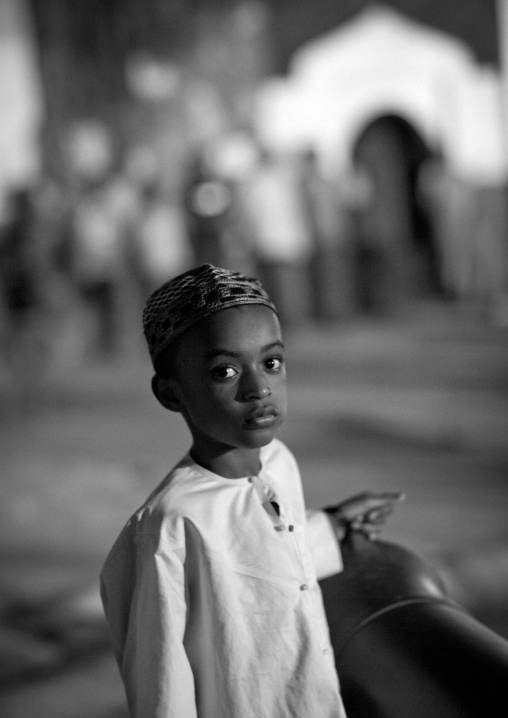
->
[151, 374, 182, 413]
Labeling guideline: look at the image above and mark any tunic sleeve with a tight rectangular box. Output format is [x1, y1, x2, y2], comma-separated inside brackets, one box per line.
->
[102, 536, 198, 718]
[306, 509, 343, 580]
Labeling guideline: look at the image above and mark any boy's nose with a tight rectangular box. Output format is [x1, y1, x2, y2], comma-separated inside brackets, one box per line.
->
[242, 375, 272, 401]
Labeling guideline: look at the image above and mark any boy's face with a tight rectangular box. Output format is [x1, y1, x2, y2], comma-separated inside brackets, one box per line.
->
[163, 304, 287, 460]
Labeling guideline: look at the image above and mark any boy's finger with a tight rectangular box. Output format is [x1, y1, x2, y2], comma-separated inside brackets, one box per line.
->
[367, 493, 406, 509]
[366, 512, 391, 524]
[375, 492, 406, 502]
[350, 502, 400, 528]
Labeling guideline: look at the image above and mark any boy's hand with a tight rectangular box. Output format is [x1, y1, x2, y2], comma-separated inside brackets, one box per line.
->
[324, 491, 405, 541]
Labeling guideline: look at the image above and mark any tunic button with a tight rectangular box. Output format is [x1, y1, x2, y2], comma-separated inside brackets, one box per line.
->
[248, 477, 254, 483]
[288, 525, 294, 531]
[300, 584, 308, 591]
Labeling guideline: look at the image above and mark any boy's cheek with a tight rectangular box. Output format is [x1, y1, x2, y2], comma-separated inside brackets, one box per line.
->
[277, 385, 288, 410]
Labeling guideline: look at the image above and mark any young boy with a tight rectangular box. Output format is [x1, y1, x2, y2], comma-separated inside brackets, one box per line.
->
[100, 263, 403, 718]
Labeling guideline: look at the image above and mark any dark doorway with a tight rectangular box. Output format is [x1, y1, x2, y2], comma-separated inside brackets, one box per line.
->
[350, 114, 443, 312]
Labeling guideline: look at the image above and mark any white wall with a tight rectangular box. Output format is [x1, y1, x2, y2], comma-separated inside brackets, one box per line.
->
[254, 6, 507, 185]
[0, 0, 42, 214]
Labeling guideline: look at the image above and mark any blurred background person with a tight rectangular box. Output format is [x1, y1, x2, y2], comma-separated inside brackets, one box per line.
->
[183, 145, 235, 270]
[0, 186, 50, 412]
[299, 148, 355, 320]
[67, 172, 129, 359]
[240, 147, 313, 329]
[130, 174, 194, 298]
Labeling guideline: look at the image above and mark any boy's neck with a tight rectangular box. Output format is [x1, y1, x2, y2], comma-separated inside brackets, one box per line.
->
[190, 446, 262, 479]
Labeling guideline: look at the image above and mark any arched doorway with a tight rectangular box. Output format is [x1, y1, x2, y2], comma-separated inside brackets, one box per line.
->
[350, 114, 443, 312]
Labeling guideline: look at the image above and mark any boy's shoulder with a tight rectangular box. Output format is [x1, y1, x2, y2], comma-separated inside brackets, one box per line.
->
[141, 454, 202, 509]
[103, 456, 207, 562]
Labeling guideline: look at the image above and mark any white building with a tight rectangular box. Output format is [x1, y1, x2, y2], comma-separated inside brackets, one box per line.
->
[253, 6, 508, 308]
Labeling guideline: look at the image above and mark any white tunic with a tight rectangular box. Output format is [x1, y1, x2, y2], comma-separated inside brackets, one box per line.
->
[100, 438, 346, 718]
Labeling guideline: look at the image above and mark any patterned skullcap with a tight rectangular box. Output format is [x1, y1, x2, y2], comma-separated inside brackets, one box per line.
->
[143, 264, 277, 366]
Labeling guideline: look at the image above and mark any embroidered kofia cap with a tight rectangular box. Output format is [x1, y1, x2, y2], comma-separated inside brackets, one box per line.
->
[143, 264, 277, 366]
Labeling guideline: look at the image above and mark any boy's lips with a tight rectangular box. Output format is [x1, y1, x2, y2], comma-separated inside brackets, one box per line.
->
[244, 407, 278, 429]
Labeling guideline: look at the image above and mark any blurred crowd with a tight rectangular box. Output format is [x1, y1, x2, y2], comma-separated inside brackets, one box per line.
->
[0, 133, 377, 400]
[2, 127, 505, 413]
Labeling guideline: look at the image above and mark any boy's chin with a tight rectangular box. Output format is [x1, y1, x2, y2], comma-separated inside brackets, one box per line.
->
[240, 427, 280, 449]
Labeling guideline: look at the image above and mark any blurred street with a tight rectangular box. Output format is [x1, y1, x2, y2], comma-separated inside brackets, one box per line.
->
[0, 297, 507, 718]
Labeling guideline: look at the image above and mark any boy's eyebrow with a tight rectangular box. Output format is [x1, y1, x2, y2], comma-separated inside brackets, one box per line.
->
[204, 341, 285, 361]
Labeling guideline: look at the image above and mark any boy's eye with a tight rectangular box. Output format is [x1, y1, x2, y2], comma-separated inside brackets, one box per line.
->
[211, 365, 238, 380]
[264, 356, 284, 372]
